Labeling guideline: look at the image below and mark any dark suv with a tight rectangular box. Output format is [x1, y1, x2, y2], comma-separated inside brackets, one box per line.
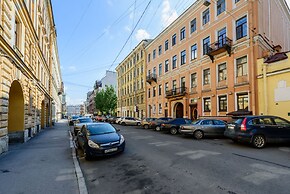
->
[224, 115, 290, 148]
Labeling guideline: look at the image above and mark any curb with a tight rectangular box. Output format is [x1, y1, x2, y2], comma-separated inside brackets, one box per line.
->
[69, 131, 88, 194]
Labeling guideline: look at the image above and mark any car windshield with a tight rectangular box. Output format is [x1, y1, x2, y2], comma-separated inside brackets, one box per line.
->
[78, 118, 93, 123]
[192, 120, 201, 124]
[72, 116, 79, 119]
[87, 124, 116, 135]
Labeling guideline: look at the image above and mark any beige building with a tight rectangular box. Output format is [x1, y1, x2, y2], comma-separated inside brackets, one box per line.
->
[116, 40, 151, 118]
[0, 0, 63, 154]
[257, 51, 290, 121]
[145, 0, 290, 119]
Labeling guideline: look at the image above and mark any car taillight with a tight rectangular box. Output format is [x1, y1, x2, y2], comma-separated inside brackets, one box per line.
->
[161, 124, 165, 127]
[240, 118, 247, 131]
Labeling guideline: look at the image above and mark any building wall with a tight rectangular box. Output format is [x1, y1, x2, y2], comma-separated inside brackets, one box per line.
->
[0, 0, 62, 154]
[145, 0, 290, 119]
[116, 40, 150, 118]
[257, 52, 290, 121]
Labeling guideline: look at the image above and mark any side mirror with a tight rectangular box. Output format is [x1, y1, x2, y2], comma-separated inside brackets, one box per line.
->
[116, 128, 121, 132]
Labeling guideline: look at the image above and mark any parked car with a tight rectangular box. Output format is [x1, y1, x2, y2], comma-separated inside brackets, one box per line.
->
[161, 118, 192, 135]
[73, 117, 94, 136]
[76, 123, 125, 160]
[108, 116, 120, 124]
[150, 117, 173, 131]
[120, 117, 141, 126]
[69, 115, 80, 126]
[116, 117, 125, 124]
[224, 115, 290, 148]
[141, 118, 157, 129]
[180, 119, 226, 139]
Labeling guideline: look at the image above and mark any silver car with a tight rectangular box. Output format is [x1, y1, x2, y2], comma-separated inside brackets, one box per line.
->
[120, 117, 141, 126]
[180, 119, 226, 139]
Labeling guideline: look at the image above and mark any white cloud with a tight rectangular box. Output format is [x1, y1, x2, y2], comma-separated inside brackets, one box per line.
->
[68, 66, 77, 71]
[66, 96, 85, 106]
[135, 29, 151, 42]
[161, 0, 178, 28]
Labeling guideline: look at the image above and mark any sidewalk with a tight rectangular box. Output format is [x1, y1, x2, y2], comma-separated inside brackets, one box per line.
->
[0, 120, 86, 194]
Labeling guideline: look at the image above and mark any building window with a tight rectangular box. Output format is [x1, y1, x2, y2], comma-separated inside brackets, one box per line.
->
[181, 50, 186, 65]
[190, 18, 196, 33]
[159, 104, 162, 114]
[203, 98, 211, 112]
[218, 27, 227, 46]
[203, 36, 210, 55]
[191, 44, 197, 60]
[153, 87, 156, 97]
[165, 82, 168, 94]
[235, 0, 240, 3]
[172, 80, 177, 90]
[172, 55, 177, 69]
[218, 95, 227, 111]
[181, 77, 185, 90]
[148, 53, 151, 62]
[158, 45, 162, 55]
[165, 59, 169, 73]
[203, 68, 210, 85]
[180, 27, 186, 40]
[158, 85, 162, 96]
[148, 89, 151, 98]
[15, 17, 22, 49]
[218, 63, 227, 82]
[202, 8, 210, 25]
[172, 34, 176, 46]
[191, 73, 197, 88]
[236, 16, 247, 40]
[237, 93, 248, 110]
[158, 63, 162, 76]
[217, 0, 225, 16]
[165, 40, 169, 51]
[153, 49, 156, 59]
[153, 67, 156, 75]
[236, 56, 247, 76]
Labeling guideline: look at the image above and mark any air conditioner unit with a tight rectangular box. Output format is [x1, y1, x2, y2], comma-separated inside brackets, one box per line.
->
[203, 0, 211, 6]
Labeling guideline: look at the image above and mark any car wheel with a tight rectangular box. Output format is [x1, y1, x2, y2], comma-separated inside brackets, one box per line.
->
[144, 124, 149, 129]
[252, 135, 266, 148]
[137, 122, 141, 126]
[122, 122, 126, 126]
[194, 130, 204, 140]
[170, 127, 177, 135]
[155, 126, 161, 131]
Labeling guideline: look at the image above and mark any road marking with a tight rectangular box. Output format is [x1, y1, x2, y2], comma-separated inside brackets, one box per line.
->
[176, 150, 221, 160]
[132, 135, 153, 140]
[242, 163, 290, 185]
[149, 141, 181, 146]
[279, 147, 290, 152]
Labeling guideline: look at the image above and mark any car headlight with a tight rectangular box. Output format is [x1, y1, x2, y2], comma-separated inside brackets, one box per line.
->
[120, 135, 125, 144]
[88, 140, 100, 149]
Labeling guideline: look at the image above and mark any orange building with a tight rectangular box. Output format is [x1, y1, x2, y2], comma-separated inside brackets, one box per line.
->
[145, 0, 290, 119]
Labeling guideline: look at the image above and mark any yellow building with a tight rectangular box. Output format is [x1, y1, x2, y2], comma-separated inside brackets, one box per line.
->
[257, 51, 290, 121]
[116, 40, 151, 118]
[0, 0, 63, 154]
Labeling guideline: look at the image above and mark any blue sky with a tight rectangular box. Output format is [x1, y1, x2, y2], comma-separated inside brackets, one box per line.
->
[51, 0, 195, 105]
[51, 0, 290, 105]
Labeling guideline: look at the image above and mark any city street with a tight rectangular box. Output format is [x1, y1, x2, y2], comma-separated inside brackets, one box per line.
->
[77, 124, 290, 194]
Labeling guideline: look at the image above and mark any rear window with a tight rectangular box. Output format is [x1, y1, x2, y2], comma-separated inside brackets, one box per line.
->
[78, 118, 93, 123]
[228, 118, 245, 125]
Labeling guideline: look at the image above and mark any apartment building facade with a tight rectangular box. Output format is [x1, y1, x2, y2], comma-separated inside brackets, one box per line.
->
[146, 0, 290, 119]
[0, 0, 63, 154]
[116, 40, 151, 118]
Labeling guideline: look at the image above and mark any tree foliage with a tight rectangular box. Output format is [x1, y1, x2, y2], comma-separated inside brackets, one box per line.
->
[95, 85, 117, 115]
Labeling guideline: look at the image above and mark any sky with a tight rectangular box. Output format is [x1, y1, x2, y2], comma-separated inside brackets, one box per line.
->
[51, 0, 290, 106]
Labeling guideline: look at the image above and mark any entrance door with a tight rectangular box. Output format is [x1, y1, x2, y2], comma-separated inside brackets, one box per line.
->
[190, 104, 198, 120]
[175, 103, 183, 118]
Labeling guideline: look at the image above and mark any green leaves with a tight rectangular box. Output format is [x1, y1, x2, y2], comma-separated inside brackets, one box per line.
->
[95, 85, 117, 115]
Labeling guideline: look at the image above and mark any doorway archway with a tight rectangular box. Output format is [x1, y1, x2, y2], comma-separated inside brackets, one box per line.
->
[8, 81, 24, 135]
[175, 103, 184, 118]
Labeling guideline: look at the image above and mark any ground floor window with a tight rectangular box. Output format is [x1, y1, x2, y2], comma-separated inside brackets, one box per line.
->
[203, 97, 211, 112]
[237, 93, 248, 110]
[218, 95, 227, 111]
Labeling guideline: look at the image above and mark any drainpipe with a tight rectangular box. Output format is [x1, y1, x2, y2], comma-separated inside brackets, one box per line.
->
[263, 63, 268, 115]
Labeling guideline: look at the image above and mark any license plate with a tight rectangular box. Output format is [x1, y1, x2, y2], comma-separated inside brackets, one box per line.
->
[104, 147, 118, 153]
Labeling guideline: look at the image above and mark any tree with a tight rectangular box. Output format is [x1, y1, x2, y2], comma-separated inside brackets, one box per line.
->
[95, 85, 117, 115]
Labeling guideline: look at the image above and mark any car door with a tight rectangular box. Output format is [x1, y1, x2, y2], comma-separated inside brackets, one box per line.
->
[272, 117, 290, 142]
[213, 120, 226, 135]
[200, 120, 214, 135]
[252, 117, 278, 142]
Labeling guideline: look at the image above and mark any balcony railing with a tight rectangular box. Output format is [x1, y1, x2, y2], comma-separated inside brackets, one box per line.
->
[165, 87, 187, 98]
[207, 37, 232, 62]
[146, 73, 157, 83]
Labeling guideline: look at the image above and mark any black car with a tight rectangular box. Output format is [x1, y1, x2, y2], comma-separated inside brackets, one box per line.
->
[76, 123, 125, 160]
[160, 118, 192, 135]
[150, 117, 173, 131]
[180, 119, 226, 139]
[224, 115, 290, 148]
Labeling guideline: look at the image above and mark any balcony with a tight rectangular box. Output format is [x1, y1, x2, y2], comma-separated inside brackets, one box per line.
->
[207, 37, 232, 62]
[165, 87, 187, 98]
[146, 73, 157, 84]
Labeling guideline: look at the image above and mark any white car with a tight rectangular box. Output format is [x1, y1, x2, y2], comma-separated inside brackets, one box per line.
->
[120, 117, 141, 126]
[116, 117, 125, 124]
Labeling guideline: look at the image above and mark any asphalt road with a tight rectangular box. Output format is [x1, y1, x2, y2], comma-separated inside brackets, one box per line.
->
[77, 124, 290, 194]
